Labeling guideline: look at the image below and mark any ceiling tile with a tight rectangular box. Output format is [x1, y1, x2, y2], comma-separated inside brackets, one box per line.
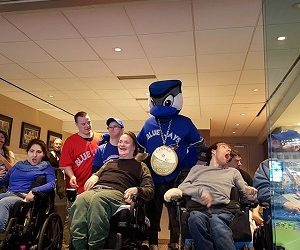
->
[0, 41, 54, 63]
[240, 69, 265, 84]
[96, 89, 133, 99]
[0, 16, 29, 42]
[2, 90, 36, 101]
[139, 32, 194, 57]
[62, 90, 102, 100]
[151, 56, 196, 74]
[193, 0, 261, 30]
[0, 64, 36, 79]
[181, 106, 201, 119]
[233, 94, 266, 103]
[182, 86, 199, 98]
[126, 1, 193, 34]
[4, 11, 80, 40]
[250, 26, 263, 52]
[157, 74, 197, 86]
[127, 88, 149, 99]
[200, 95, 234, 105]
[43, 78, 90, 90]
[198, 71, 240, 85]
[244, 51, 264, 70]
[235, 83, 265, 96]
[121, 79, 153, 89]
[199, 85, 237, 97]
[87, 36, 146, 60]
[21, 62, 74, 78]
[196, 27, 253, 54]
[231, 103, 264, 112]
[36, 38, 99, 61]
[197, 53, 246, 72]
[62, 61, 113, 77]
[0, 54, 12, 64]
[7, 78, 55, 91]
[80, 77, 124, 90]
[64, 6, 135, 37]
[104, 58, 153, 76]
[184, 97, 200, 106]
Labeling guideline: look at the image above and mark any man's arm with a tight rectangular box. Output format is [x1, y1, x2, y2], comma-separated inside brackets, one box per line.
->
[135, 162, 154, 201]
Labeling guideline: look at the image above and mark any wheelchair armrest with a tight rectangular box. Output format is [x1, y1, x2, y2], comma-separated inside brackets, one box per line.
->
[164, 188, 183, 202]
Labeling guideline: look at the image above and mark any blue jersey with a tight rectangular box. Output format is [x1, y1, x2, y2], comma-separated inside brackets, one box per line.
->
[137, 115, 204, 184]
[92, 142, 119, 173]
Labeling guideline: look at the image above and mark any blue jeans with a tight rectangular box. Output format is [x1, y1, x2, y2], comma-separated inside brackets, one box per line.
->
[188, 210, 235, 250]
[0, 192, 23, 230]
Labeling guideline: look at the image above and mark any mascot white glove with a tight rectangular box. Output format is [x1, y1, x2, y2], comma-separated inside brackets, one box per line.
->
[164, 188, 183, 202]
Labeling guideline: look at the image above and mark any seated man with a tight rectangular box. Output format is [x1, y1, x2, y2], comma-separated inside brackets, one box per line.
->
[70, 131, 154, 250]
[164, 142, 257, 250]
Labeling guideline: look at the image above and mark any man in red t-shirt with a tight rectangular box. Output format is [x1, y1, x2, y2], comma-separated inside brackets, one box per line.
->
[60, 111, 102, 194]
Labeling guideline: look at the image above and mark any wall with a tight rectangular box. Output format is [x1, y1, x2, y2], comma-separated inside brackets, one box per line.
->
[0, 93, 70, 158]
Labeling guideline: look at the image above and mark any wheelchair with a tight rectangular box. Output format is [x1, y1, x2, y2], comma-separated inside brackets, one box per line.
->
[68, 190, 150, 250]
[104, 195, 150, 250]
[0, 190, 63, 250]
[167, 187, 256, 250]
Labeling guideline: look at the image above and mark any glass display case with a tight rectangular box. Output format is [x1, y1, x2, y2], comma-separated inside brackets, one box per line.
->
[269, 130, 300, 249]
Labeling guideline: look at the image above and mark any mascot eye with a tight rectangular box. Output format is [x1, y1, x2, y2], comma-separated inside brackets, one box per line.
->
[163, 95, 174, 106]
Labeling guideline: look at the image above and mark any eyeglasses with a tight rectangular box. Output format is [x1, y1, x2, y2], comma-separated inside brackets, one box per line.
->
[108, 125, 121, 129]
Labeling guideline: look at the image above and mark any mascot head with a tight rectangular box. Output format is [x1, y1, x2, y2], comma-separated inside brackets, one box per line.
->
[149, 79, 183, 117]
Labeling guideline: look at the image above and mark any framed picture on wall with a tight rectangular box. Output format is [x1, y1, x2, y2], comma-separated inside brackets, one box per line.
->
[19, 122, 41, 149]
[47, 130, 62, 150]
[0, 114, 13, 146]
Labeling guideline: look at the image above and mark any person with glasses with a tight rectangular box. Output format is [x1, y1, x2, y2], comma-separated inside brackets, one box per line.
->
[92, 118, 124, 173]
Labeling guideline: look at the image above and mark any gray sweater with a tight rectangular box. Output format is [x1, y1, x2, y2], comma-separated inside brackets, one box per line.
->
[178, 165, 248, 205]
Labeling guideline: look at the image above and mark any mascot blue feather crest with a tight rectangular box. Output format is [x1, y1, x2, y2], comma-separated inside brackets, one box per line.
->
[149, 80, 183, 117]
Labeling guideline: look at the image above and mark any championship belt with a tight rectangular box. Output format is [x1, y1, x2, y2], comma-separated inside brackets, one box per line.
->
[151, 145, 178, 176]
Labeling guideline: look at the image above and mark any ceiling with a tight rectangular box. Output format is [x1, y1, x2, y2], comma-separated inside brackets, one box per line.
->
[0, 0, 298, 136]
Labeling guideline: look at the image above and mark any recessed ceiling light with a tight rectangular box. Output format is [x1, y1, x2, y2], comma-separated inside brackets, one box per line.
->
[235, 123, 240, 126]
[240, 113, 246, 116]
[277, 36, 286, 41]
[49, 95, 54, 98]
[252, 88, 259, 92]
[232, 131, 236, 134]
[114, 47, 122, 52]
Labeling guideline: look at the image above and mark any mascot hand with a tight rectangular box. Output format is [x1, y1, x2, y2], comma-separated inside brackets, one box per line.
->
[164, 188, 183, 202]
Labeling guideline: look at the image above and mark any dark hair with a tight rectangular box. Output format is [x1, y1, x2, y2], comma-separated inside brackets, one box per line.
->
[0, 130, 10, 161]
[230, 150, 241, 158]
[123, 131, 139, 156]
[205, 142, 230, 164]
[26, 139, 50, 161]
[74, 111, 88, 123]
[205, 142, 219, 164]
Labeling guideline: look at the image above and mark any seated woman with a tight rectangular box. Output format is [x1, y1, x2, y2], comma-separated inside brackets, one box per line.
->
[70, 131, 154, 250]
[0, 139, 56, 232]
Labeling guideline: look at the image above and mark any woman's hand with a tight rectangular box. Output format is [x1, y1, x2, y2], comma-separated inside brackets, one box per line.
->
[124, 187, 138, 204]
[84, 175, 99, 191]
[24, 191, 35, 202]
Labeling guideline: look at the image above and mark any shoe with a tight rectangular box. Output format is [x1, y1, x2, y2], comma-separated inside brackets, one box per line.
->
[149, 244, 159, 250]
[168, 243, 179, 250]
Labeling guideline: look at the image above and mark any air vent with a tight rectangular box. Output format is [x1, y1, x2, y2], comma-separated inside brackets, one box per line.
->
[136, 98, 148, 101]
[117, 75, 156, 80]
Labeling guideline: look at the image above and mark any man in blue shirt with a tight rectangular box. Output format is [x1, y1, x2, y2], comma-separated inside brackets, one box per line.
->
[92, 118, 124, 173]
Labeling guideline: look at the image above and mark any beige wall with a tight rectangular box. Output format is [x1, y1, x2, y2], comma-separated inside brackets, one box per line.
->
[0, 93, 70, 157]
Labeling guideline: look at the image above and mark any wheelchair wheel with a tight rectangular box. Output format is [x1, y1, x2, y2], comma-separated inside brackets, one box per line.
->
[37, 213, 63, 250]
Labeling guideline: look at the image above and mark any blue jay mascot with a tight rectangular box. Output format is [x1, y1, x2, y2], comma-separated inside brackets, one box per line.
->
[137, 79, 204, 250]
